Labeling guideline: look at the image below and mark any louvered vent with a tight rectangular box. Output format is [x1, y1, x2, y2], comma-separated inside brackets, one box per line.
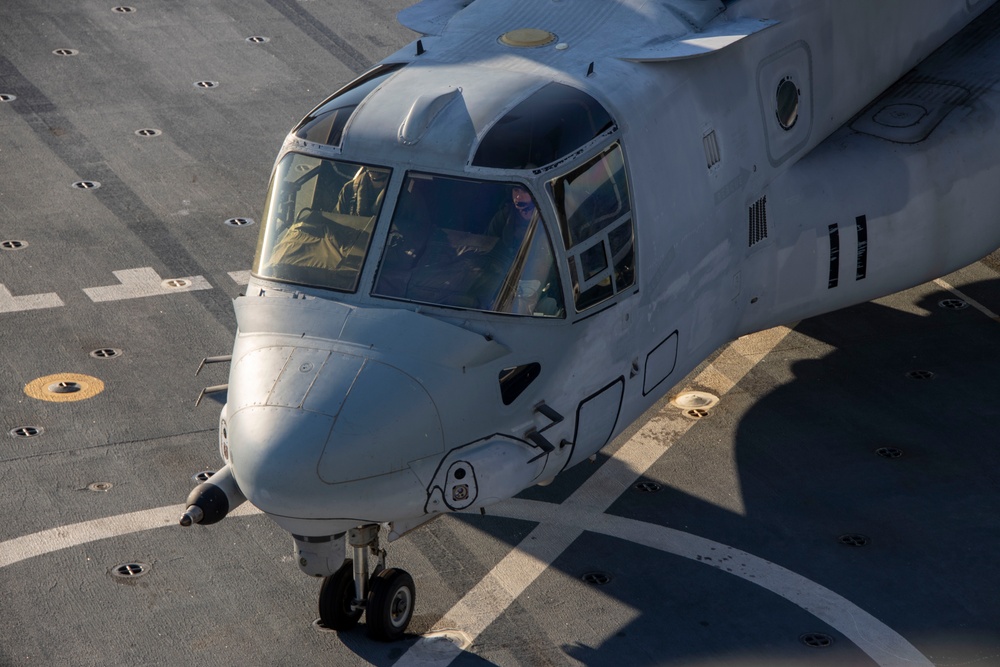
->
[703, 130, 721, 168]
[748, 196, 767, 246]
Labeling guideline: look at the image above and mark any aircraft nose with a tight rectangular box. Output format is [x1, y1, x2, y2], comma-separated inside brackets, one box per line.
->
[225, 344, 444, 520]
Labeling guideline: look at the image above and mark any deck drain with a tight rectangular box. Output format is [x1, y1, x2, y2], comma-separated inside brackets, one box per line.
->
[1, 240, 27, 249]
[53, 48, 79, 56]
[224, 217, 255, 227]
[112, 6, 136, 12]
[0, 93, 16, 102]
[838, 534, 870, 547]
[800, 633, 834, 648]
[88, 482, 113, 492]
[90, 348, 122, 359]
[581, 571, 612, 586]
[684, 408, 710, 419]
[906, 370, 935, 380]
[162, 278, 191, 289]
[938, 298, 969, 311]
[72, 180, 100, 190]
[192, 470, 216, 483]
[111, 562, 150, 580]
[9, 426, 43, 438]
[634, 481, 662, 493]
[246, 36, 270, 44]
[876, 446, 903, 459]
[194, 80, 219, 89]
[134, 128, 161, 137]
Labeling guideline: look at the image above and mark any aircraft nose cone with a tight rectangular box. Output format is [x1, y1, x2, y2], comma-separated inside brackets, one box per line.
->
[225, 343, 444, 519]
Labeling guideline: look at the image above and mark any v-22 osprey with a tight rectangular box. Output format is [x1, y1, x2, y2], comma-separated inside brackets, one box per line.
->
[180, 0, 1000, 641]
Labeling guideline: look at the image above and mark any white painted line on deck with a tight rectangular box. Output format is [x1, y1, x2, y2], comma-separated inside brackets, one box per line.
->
[83, 267, 212, 302]
[0, 283, 64, 313]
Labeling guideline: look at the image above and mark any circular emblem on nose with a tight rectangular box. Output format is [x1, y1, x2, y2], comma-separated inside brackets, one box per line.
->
[299, 362, 314, 373]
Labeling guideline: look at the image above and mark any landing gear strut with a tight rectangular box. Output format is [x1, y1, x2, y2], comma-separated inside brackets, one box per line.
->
[318, 524, 415, 641]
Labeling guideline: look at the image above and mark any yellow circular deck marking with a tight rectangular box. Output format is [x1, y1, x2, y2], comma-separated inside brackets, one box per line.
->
[24, 373, 105, 402]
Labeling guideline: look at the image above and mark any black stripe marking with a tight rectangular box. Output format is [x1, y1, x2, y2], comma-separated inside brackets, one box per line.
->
[855, 215, 868, 280]
[828, 224, 840, 289]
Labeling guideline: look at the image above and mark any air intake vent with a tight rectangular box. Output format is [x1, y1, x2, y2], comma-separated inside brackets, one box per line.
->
[703, 130, 720, 168]
[749, 196, 767, 246]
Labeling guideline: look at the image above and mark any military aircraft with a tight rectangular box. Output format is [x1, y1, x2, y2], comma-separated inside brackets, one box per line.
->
[179, 0, 1000, 641]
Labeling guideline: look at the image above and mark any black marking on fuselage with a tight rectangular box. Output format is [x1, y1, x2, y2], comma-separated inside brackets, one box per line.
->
[856, 215, 868, 281]
[828, 223, 840, 289]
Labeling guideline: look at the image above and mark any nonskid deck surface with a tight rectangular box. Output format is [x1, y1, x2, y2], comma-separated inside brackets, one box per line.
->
[2, 2, 999, 665]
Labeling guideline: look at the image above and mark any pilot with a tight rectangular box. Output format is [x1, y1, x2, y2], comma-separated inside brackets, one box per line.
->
[475, 185, 560, 314]
[336, 167, 389, 217]
[486, 185, 537, 242]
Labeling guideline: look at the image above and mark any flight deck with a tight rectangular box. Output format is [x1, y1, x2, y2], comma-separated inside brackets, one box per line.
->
[2, 1, 1000, 665]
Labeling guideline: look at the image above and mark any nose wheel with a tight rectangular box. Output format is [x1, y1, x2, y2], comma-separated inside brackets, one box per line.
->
[318, 525, 416, 642]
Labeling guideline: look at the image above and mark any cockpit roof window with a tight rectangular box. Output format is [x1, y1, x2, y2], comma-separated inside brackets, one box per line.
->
[472, 83, 614, 170]
[293, 63, 405, 146]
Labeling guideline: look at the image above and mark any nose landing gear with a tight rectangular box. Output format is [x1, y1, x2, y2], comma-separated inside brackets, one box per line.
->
[318, 524, 416, 642]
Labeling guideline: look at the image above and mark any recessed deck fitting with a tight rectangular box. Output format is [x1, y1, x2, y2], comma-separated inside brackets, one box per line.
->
[24, 373, 105, 402]
[1, 240, 27, 249]
[800, 633, 834, 648]
[90, 348, 122, 359]
[224, 217, 255, 227]
[671, 391, 720, 411]
[111, 562, 150, 580]
[938, 298, 969, 310]
[135, 128, 162, 137]
[0, 94, 16, 102]
[838, 534, 870, 547]
[581, 571, 612, 585]
[53, 49, 79, 56]
[72, 180, 100, 190]
[876, 446, 903, 459]
[9, 426, 43, 438]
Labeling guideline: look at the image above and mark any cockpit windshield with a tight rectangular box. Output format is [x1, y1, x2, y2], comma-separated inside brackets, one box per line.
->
[253, 153, 390, 292]
[373, 173, 565, 318]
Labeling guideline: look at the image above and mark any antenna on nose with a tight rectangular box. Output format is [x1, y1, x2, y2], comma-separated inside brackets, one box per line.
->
[416, 39, 425, 56]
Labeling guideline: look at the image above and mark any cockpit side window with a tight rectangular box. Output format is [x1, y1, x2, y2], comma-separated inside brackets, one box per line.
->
[293, 64, 405, 146]
[549, 143, 635, 311]
[373, 173, 565, 318]
[253, 153, 391, 292]
[472, 83, 614, 170]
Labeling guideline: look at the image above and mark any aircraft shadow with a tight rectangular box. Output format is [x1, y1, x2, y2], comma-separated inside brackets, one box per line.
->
[452, 277, 1000, 665]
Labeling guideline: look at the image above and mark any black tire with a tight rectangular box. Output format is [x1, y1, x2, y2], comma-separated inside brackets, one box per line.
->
[318, 559, 363, 631]
[365, 568, 415, 642]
